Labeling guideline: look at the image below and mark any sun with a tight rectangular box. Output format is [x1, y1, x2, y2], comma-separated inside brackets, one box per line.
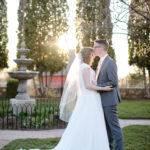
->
[58, 33, 77, 53]
[58, 34, 68, 52]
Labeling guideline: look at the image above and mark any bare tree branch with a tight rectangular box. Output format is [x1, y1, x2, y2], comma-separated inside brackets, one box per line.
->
[120, 0, 150, 22]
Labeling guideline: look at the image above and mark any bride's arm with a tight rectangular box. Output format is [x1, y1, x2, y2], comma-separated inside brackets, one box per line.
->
[82, 68, 113, 91]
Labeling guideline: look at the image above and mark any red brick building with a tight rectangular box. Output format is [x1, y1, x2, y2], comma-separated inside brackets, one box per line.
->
[43, 49, 75, 88]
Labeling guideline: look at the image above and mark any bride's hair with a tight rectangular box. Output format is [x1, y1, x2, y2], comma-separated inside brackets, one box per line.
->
[80, 47, 93, 65]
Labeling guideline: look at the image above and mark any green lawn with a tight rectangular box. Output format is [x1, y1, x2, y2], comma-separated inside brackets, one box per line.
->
[123, 125, 150, 150]
[2, 125, 150, 150]
[118, 100, 150, 119]
[2, 138, 59, 150]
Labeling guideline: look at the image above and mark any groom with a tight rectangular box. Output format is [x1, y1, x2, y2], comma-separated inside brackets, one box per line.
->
[93, 39, 124, 150]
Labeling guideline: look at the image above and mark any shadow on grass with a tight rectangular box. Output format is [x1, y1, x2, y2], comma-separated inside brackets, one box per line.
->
[2, 125, 150, 150]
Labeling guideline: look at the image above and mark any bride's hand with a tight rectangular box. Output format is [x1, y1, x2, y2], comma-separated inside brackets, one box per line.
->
[102, 86, 113, 91]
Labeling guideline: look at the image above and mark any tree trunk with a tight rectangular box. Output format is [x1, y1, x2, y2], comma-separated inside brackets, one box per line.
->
[148, 69, 150, 98]
[148, 69, 150, 86]
[38, 72, 46, 97]
[45, 74, 53, 96]
[143, 67, 150, 98]
[33, 77, 40, 97]
[143, 67, 147, 96]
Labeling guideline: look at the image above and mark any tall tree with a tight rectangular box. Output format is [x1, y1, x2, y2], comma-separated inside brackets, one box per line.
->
[18, 0, 69, 96]
[128, 0, 150, 97]
[0, 0, 8, 70]
[76, 0, 115, 70]
[120, 0, 150, 22]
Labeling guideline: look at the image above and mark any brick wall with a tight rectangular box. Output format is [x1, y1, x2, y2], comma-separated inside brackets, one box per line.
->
[120, 88, 149, 99]
[1, 86, 149, 99]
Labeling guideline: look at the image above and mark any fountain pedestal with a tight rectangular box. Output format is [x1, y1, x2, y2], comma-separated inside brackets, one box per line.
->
[8, 41, 39, 115]
[10, 99, 35, 115]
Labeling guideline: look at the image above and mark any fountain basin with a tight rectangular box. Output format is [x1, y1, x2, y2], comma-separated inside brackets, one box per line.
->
[14, 59, 33, 65]
[8, 71, 39, 80]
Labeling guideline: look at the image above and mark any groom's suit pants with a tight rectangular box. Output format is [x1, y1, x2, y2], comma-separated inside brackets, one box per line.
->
[103, 105, 124, 150]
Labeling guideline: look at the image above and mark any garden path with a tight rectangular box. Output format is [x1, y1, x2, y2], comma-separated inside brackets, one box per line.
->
[0, 119, 150, 149]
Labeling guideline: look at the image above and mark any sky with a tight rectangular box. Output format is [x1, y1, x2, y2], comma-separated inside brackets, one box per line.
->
[6, 0, 135, 78]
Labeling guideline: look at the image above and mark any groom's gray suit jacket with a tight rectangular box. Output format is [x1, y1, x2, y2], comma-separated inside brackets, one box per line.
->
[97, 55, 121, 107]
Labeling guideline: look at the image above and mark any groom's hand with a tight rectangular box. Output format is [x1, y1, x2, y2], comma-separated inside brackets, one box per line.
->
[102, 86, 114, 91]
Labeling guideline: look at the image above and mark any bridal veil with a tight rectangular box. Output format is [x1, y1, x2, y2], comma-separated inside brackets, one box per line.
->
[59, 53, 82, 122]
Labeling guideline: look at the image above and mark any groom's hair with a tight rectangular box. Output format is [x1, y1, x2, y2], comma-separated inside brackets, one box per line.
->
[94, 39, 109, 51]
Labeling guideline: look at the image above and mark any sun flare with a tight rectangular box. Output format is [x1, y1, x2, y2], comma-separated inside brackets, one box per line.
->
[58, 34, 77, 53]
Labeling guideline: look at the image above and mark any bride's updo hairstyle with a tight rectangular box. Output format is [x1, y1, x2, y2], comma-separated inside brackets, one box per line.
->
[80, 47, 93, 65]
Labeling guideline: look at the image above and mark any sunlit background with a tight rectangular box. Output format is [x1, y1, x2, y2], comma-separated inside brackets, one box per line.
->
[6, 0, 134, 78]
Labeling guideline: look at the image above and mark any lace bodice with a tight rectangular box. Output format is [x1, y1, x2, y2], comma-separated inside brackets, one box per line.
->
[80, 63, 95, 80]
[79, 63, 95, 92]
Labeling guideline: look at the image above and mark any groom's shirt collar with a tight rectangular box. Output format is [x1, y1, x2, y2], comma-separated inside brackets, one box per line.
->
[100, 54, 108, 65]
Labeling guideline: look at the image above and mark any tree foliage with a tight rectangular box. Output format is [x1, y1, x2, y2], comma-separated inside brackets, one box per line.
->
[18, 0, 69, 96]
[128, 0, 150, 68]
[0, 0, 8, 70]
[128, 0, 150, 96]
[120, 0, 150, 22]
[76, 0, 115, 60]
[128, 1, 150, 72]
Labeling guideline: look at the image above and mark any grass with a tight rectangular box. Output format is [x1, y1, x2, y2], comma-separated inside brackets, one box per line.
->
[118, 100, 150, 119]
[2, 125, 150, 150]
[123, 125, 150, 150]
[1, 138, 59, 150]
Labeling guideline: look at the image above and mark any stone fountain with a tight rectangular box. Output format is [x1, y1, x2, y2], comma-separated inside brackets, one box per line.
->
[8, 41, 39, 115]
[8, 0, 39, 115]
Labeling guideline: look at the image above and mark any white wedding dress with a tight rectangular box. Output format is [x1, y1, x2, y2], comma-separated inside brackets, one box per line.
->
[53, 63, 110, 150]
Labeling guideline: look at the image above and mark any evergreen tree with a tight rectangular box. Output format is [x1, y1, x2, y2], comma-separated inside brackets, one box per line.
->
[76, 0, 115, 70]
[128, 0, 150, 96]
[0, 0, 8, 70]
[18, 0, 69, 96]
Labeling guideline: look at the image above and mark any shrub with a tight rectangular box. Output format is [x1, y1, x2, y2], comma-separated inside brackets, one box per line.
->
[6, 79, 19, 98]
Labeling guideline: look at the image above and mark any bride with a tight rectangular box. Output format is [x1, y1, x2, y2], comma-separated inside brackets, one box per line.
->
[52, 47, 113, 150]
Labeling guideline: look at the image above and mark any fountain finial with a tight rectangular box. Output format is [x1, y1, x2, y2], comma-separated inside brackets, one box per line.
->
[21, 41, 26, 49]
